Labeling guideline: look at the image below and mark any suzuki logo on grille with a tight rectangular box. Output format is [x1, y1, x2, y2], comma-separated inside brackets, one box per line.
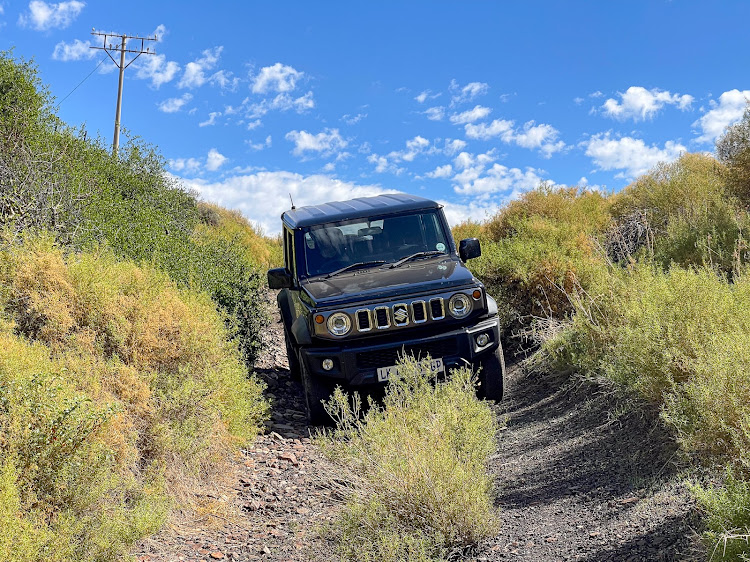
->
[393, 304, 409, 325]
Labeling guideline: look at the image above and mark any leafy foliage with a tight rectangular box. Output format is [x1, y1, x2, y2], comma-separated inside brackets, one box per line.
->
[318, 357, 499, 561]
[0, 236, 268, 560]
[0, 51, 277, 369]
[0, 52, 274, 559]
[717, 107, 750, 208]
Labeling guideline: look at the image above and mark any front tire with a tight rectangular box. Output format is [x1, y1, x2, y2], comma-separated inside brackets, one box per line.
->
[300, 356, 335, 425]
[476, 344, 505, 401]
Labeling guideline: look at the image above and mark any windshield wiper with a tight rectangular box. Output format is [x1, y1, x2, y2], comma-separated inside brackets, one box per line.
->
[389, 251, 445, 269]
[326, 260, 386, 278]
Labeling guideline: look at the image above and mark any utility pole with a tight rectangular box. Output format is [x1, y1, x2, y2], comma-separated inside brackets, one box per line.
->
[90, 31, 157, 156]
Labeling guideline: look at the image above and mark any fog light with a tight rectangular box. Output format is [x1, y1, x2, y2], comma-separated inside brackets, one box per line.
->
[477, 333, 490, 347]
[322, 359, 334, 371]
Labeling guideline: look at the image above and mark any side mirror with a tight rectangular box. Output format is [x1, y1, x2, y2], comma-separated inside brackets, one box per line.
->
[459, 238, 481, 262]
[267, 267, 293, 289]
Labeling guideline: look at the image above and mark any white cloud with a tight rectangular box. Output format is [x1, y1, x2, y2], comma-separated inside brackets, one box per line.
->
[369, 136, 471, 176]
[574, 97, 584, 105]
[135, 54, 180, 88]
[52, 38, 95, 61]
[601, 86, 694, 121]
[210, 70, 239, 91]
[439, 199, 501, 227]
[425, 164, 453, 179]
[451, 150, 547, 197]
[178, 46, 222, 89]
[513, 121, 566, 157]
[584, 133, 686, 178]
[589, 91, 604, 98]
[169, 157, 201, 174]
[449, 105, 491, 124]
[178, 171, 387, 235]
[694, 89, 750, 143]
[157, 93, 192, 113]
[425, 106, 445, 121]
[285, 128, 347, 157]
[206, 148, 228, 172]
[465, 119, 515, 141]
[251, 62, 302, 94]
[246, 91, 314, 118]
[199, 111, 221, 127]
[19, 0, 84, 30]
[341, 112, 366, 125]
[400, 136, 430, 161]
[246, 135, 272, 151]
[152, 24, 166, 40]
[465, 118, 565, 157]
[368, 154, 404, 175]
[450, 79, 489, 105]
[443, 139, 467, 155]
[415, 89, 440, 104]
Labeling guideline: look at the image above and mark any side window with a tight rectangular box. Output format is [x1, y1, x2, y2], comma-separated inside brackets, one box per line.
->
[284, 228, 296, 278]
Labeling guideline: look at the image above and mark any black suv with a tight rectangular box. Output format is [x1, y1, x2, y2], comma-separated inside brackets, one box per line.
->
[267, 193, 505, 423]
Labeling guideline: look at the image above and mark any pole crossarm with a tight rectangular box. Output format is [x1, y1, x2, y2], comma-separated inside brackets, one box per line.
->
[89, 30, 157, 155]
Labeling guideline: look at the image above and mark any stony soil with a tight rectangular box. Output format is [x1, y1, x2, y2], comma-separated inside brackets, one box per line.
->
[135, 305, 703, 562]
[476, 367, 703, 561]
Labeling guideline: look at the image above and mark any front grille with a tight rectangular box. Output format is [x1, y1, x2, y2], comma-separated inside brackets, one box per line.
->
[412, 301, 426, 322]
[430, 298, 445, 320]
[356, 339, 459, 369]
[374, 307, 390, 329]
[357, 310, 372, 331]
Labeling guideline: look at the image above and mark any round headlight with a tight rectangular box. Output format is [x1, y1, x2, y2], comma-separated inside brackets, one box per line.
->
[448, 293, 472, 319]
[326, 312, 352, 336]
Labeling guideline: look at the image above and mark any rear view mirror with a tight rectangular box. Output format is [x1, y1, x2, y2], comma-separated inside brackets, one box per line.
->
[358, 227, 383, 236]
[267, 267, 293, 289]
[459, 238, 481, 261]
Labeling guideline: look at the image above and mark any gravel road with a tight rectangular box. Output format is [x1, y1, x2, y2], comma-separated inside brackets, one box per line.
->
[135, 304, 703, 562]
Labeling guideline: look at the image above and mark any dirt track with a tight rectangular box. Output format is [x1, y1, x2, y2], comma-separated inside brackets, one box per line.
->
[135, 310, 702, 562]
[477, 364, 702, 561]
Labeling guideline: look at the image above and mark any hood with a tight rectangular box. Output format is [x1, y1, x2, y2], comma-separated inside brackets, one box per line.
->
[301, 256, 477, 307]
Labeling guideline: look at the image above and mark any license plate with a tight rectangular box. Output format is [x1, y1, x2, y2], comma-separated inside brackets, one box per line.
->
[377, 358, 444, 382]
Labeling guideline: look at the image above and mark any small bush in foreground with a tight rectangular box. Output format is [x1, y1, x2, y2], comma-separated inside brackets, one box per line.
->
[318, 357, 499, 561]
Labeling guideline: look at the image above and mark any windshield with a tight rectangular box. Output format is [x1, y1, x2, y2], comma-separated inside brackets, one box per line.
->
[302, 211, 451, 277]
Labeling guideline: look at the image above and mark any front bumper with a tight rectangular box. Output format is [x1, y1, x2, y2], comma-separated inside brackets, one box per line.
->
[299, 315, 500, 387]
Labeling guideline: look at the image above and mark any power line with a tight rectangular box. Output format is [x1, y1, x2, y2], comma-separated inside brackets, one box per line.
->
[90, 30, 157, 156]
[55, 56, 108, 109]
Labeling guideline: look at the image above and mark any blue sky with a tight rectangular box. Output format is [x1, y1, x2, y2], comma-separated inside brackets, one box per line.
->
[2, 1, 750, 234]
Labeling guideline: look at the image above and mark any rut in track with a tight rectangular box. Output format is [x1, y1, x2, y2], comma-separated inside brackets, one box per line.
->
[478, 363, 702, 561]
[135, 310, 702, 562]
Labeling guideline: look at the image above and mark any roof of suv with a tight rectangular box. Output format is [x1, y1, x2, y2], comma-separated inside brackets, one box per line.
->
[281, 193, 440, 228]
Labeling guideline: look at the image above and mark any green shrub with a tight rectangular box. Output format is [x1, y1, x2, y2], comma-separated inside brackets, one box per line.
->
[692, 466, 750, 561]
[318, 357, 499, 561]
[0, 324, 167, 561]
[717, 105, 750, 208]
[0, 235, 268, 560]
[611, 153, 749, 273]
[0, 52, 274, 370]
[466, 186, 611, 336]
